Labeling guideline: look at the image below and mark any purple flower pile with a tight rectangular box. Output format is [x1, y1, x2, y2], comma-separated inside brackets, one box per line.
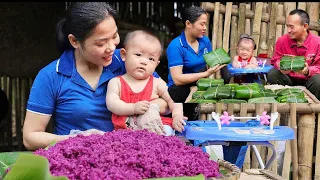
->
[34, 129, 219, 180]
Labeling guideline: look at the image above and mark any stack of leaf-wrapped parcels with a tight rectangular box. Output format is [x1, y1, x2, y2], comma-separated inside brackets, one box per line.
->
[275, 88, 308, 103]
[280, 55, 305, 71]
[203, 48, 231, 67]
[188, 78, 308, 103]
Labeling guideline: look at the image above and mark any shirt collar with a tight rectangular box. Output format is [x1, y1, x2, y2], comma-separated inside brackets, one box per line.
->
[179, 31, 206, 49]
[56, 49, 75, 77]
[288, 30, 313, 48]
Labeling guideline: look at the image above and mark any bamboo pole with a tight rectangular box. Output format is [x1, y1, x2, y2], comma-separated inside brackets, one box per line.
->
[239, 103, 251, 171]
[245, 4, 251, 35]
[11, 78, 16, 138]
[258, 3, 268, 55]
[298, 113, 315, 180]
[282, 129, 292, 179]
[230, 7, 238, 59]
[290, 103, 298, 180]
[227, 103, 234, 116]
[267, 103, 279, 174]
[314, 113, 320, 180]
[297, 2, 306, 11]
[275, 4, 284, 43]
[197, 103, 320, 114]
[215, 13, 223, 80]
[16, 78, 22, 150]
[201, 2, 210, 37]
[237, 3, 246, 38]
[267, 2, 278, 58]
[251, 2, 263, 56]
[201, 2, 320, 32]
[284, 3, 296, 34]
[211, 2, 220, 50]
[222, 2, 233, 53]
[307, 2, 319, 35]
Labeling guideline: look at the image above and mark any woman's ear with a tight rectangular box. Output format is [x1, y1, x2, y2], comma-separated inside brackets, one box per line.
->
[120, 48, 126, 61]
[185, 20, 192, 29]
[68, 34, 80, 49]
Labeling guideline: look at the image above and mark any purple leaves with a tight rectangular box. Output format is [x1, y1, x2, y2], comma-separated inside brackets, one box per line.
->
[34, 130, 219, 180]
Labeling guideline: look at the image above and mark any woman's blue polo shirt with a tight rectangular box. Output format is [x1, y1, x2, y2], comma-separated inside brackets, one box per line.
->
[166, 31, 212, 87]
[26, 49, 126, 135]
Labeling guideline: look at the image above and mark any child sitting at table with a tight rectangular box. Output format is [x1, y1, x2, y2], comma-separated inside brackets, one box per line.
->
[106, 30, 187, 136]
[232, 34, 259, 83]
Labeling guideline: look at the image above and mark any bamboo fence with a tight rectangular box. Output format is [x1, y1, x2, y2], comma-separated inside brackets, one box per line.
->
[199, 2, 320, 180]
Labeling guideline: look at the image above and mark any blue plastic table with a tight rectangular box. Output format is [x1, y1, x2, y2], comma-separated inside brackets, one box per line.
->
[181, 120, 294, 169]
[226, 63, 273, 83]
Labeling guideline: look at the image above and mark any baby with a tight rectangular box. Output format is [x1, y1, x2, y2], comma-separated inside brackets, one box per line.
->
[232, 34, 258, 69]
[106, 30, 187, 136]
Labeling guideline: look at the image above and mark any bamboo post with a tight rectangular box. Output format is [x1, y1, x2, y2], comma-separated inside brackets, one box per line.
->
[282, 113, 292, 179]
[16, 78, 22, 150]
[307, 2, 319, 35]
[275, 4, 284, 43]
[298, 114, 315, 180]
[237, 3, 246, 39]
[290, 103, 298, 180]
[227, 103, 234, 116]
[222, 2, 232, 53]
[267, 2, 278, 58]
[201, 2, 210, 37]
[215, 13, 223, 80]
[230, 6, 238, 59]
[251, 2, 263, 57]
[251, 103, 265, 168]
[258, 3, 268, 55]
[6, 76, 12, 151]
[11, 78, 16, 138]
[267, 103, 279, 174]
[297, 2, 306, 11]
[211, 2, 220, 50]
[315, 113, 320, 180]
[239, 103, 251, 171]
[284, 3, 296, 34]
[245, 4, 251, 35]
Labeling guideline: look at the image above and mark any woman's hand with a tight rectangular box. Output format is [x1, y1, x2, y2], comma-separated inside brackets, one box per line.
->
[205, 64, 227, 77]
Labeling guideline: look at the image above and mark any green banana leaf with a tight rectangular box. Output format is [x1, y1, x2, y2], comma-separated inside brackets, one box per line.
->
[235, 85, 261, 99]
[280, 56, 305, 71]
[259, 89, 277, 98]
[203, 48, 231, 67]
[192, 91, 205, 99]
[276, 94, 308, 103]
[275, 88, 304, 96]
[248, 97, 279, 103]
[219, 99, 247, 103]
[188, 99, 218, 103]
[1, 153, 68, 180]
[196, 78, 224, 91]
[203, 86, 231, 99]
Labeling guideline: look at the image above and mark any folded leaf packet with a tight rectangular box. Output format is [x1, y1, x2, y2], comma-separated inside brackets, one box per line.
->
[197, 78, 224, 91]
[276, 94, 308, 103]
[280, 56, 305, 71]
[203, 48, 231, 67]
[275, 88, 304, 96]
[248, 97, 278, 103]
[188, 99, 218, 103]
[203, 86, 231, 99]
[260, 89, 277, 98]
[219, 99, 247, 103]
[192, 91, 205, 99]
[235, 85, 261, 99]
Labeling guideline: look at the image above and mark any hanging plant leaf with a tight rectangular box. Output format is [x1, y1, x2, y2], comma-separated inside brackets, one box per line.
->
[3, 153, 68, 180]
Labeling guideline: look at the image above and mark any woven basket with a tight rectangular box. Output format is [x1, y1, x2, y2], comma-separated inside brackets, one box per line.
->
[208, 159, 241, 180]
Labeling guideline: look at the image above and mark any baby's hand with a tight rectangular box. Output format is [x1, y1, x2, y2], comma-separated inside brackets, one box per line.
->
[134, 100, 150, 115]
[171, 105, 188, 132]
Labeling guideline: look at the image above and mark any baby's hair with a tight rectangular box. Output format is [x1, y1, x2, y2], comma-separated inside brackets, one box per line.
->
[123, 30, 163, 54]
[238, 34, 256, 50]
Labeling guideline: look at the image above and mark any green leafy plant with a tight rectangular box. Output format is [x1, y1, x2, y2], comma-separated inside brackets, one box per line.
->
[3, 153, 68, 180]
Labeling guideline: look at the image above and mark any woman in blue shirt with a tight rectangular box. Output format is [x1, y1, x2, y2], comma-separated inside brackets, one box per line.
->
[22, 2, 168, 150]
[166, 6, 226, 104]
